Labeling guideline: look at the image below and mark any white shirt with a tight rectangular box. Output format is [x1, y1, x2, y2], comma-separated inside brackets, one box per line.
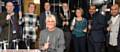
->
[111, 15, 119, 24]
[109, 14, 120, 46]
[45, 11, 51, 17]
[64, 12, 68, 17]
[64, 11, 69, 19]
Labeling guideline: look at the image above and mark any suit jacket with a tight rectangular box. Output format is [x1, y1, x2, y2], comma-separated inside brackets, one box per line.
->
[0, 12, 20, 41]
[106, 15, 120, 49]
[59, 10, 73, 31]
[39, 12, 46, 30]
[118, 23, 120, 49]
[90, 12, 106, 42]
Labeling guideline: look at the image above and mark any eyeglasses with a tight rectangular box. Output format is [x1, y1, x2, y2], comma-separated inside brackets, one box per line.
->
[47, 21, 55, 22]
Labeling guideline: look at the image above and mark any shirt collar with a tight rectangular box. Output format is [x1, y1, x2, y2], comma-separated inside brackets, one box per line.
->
[112, 14, 119, 18]
[45, 11, 50, 13]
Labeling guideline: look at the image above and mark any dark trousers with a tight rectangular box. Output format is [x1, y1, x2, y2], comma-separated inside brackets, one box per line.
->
[107, 44, 120, 52]
[9, 33, 19, 49]
[88, 40, 104, 52]
[72, 35, 87, 52]
[64, 32, 71, 52]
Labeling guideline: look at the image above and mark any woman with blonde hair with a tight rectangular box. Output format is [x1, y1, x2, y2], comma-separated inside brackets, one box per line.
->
[39, 14, 65, 52]
[71, 8, 87, 52]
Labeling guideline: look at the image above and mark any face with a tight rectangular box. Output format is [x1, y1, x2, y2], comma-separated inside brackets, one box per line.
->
[28, 4, 35, 13]
[89, 6, 96, 15]
[6, 2, 14, 13]
[76, 9, 82, 17]
[62, 3, 69, 12]
[46, 18, 56, 30]
[111, 4, 119, 17]
[44, 3, 50, 11]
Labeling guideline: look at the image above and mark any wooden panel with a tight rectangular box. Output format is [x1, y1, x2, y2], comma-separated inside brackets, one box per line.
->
[23, 0, 32, 13]
[35, 4, 40, 15]
[116, 0, 120, 6]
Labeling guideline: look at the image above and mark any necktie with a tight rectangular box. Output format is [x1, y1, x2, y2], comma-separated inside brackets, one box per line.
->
[47, 12, 50, 16]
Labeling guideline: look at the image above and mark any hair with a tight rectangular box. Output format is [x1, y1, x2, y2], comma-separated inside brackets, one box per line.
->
[5, 1, 14, 6]
[76, 7, 84, 15]
[111, 4, 119, 9]
[45, 14, 56, 24]
[44, 2, 51, 6]
[62, 2, 69, 6]
[89, 5, 96, 9]
[62, 3, 69, 9]
[28, 2, 36, 8]
[63, 2, 68, 4]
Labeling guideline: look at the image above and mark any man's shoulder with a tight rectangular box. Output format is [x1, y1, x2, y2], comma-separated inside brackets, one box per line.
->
[39, 12, 46, 18]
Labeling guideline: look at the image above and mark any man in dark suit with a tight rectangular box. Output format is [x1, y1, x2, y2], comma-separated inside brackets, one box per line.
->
[106, 4, 120, 52]
[88, 5, 106, 52]
[0, 1, 20, 49]
[39, 2, 59, 30]
[59, 3, 73, 30]
[59, 3, 73, 52]
[39, 2, 51, 30]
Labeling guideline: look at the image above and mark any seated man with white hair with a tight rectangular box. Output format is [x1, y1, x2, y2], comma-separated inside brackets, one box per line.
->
[39, 14, 65, 52]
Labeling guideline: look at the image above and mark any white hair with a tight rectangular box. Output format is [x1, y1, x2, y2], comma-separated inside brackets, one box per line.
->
[45, 14, 56, 23]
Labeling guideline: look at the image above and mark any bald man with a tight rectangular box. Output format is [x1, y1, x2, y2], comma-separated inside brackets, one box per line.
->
[107, 4, 120, 52]
[0, 1, 20, 49]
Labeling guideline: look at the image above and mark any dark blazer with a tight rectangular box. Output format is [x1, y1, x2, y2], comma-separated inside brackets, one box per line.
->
[39, 12, 46, 30]
[106, 15, 120, 49]
[118, 24, 120, 49]
[0, 12, 20, 41]
[106, 22, 120, 49]
[90, 12, 106, 42]
[59, 10, 73, 30]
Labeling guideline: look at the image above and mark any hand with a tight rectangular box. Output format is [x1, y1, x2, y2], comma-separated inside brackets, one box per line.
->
[63, 21, 69, 26]
[88, 24, 91, 30]
[107, 27, 111, 32]
[63, 21, 66, 26]
[6, 14, 11, 20]
[83, 28, 87, 32]
[43, 42, 49, 50]
[6, 13, 14, 20]
[19, 11, 22, 18]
